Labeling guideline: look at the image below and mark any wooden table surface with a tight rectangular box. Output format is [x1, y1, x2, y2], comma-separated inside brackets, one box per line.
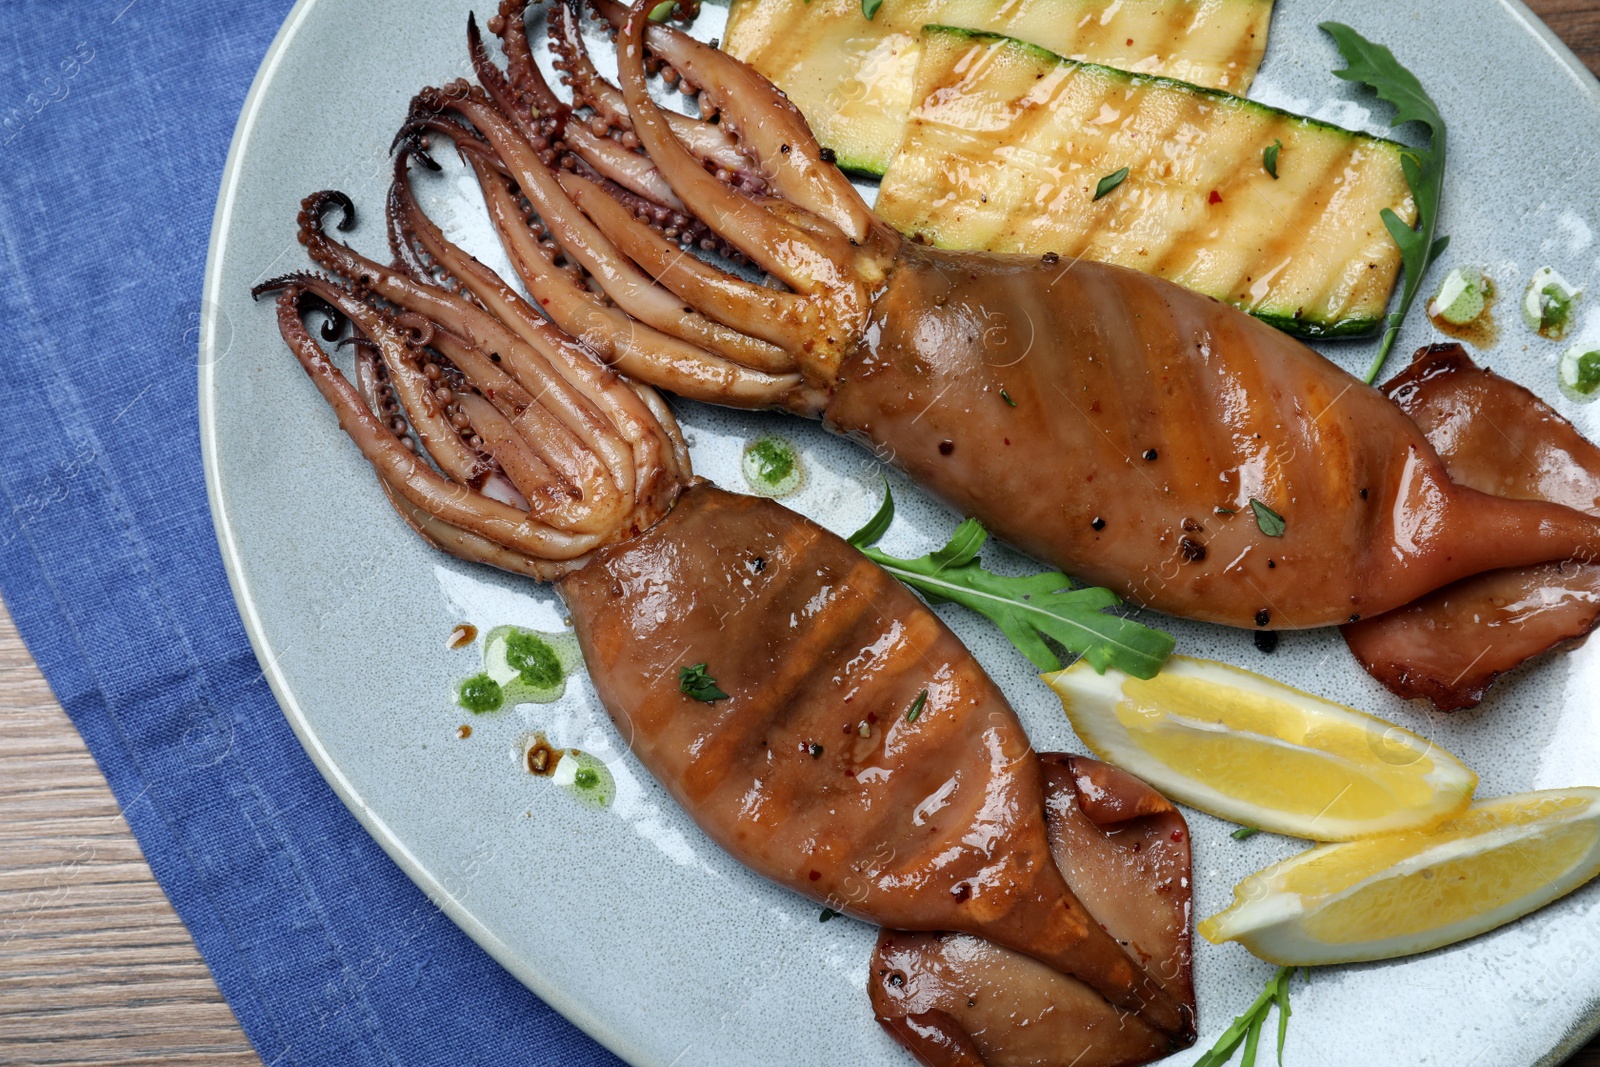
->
[6, 5, 1600, 1065]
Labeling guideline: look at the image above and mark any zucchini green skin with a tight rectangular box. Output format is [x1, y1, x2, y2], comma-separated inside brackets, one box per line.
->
[877, 26, 1416, 340]
[1254, 312, 1386, 340]
[723, 0, 1277, 177]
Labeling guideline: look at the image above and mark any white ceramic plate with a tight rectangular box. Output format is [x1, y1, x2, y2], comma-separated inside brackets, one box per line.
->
[201, 2, 1600, 1064]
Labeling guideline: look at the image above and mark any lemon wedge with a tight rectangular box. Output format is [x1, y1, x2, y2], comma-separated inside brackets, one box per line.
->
[1043, 656, 1476, 841]
[1199, 789, 1600, 964]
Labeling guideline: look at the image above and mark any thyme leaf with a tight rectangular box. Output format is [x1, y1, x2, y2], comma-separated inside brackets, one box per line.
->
[678, 663, 728, 702]
[1094, 166, 1131, 201]
[1263, 139, 1282, 179]
[1249, 499, 1286, 538]
[906, 689, 929, 723]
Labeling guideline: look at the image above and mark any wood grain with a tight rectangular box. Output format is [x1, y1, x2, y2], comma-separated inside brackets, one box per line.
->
[3, 5, 1600, 1064]
[1531, 0, 1600, 73]
[0, 602, 258, 1067]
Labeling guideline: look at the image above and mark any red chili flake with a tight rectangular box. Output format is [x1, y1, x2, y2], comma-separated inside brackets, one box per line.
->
[809, 870, 822, 882]
[1003, 438, 1011, 446]
[1170, 830, 1184, 842]
[1090, 401, 1102, 414]
[1208, 190, 1223, 205]
[867, 712, 878, 724]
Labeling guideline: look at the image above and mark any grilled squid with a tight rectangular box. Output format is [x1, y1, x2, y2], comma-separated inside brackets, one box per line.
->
[253, 232, 1194, 1052]
[1343, 344, 1600, 709]
[399, 0, 1600, 637]
[871, 755, 1194, 1067]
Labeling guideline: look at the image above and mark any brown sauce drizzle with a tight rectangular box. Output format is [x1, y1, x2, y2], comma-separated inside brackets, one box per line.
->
[448, 623, 479, 650]
[1428, 288, 1499, 349]
[525, 733, 563, 776]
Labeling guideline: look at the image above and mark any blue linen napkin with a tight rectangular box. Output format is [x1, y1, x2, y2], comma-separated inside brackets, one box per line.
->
[0, 5, 623, 1065]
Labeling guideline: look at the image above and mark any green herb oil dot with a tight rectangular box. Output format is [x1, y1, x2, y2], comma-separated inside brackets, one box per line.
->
[1560, 347, 1600, 401]
[504, 631, 563, 689]
[457, 673, 504, 714]
[573, 766, 600, 790]
[742, 435, 802, 497]
[1580, 351, 1600, 394]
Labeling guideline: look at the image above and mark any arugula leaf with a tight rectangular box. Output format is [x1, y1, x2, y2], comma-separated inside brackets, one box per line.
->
[678, 663, 728, 702]
[1194, 967, 1305, 1067]
[1321, 22, 1449, 385]
[848, 484, 1175, 678]
[647, 0, 677, 21]
[1274, 967, 1294, 1065]
[818, 907, 840, 922]
[848, 486, 896, 551]
[1240, 1010, 1266, 1067]
[861, 0, 884, 18]
[1094, 166, 1130, 201]
[1263, 139, 1282, 179]
[1249, 499, 1286, 538]
[1231, 826, 1261, 841]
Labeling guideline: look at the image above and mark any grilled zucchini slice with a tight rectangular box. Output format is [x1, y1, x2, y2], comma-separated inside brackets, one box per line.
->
[876, 27, 1415, 338]
[722, 0, 1275, 176]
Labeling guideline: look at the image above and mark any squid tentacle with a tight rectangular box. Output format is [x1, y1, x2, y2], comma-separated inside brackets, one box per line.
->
[590, 0, 878, 243]
[253, 276, 609, 564]
[468, 12, 687, 218]
[565, 121, 689, 213]
[607, 6, 838, 287]
[550, 0, 758, 188]
[468, 11, 570, 172]
[299, 190, 669, 535]
[557, 131, 749, 261]
[486, 1, 748, 258]
[411, 83, 793, 373]
[302, 274, 527, 507]
[557, 169, 814, 352]
[347, 343, 536, 513]
[344, 341, 564, 577]
[485, 0, 569, 153]
[389, 125, 815, 411]
[609, 0, 879, 386]
[261, 272, 618, 530]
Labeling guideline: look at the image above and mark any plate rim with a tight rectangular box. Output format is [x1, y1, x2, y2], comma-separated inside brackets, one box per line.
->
[196, 2, 655, 1064]
[197, 2, 1600, 1064]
